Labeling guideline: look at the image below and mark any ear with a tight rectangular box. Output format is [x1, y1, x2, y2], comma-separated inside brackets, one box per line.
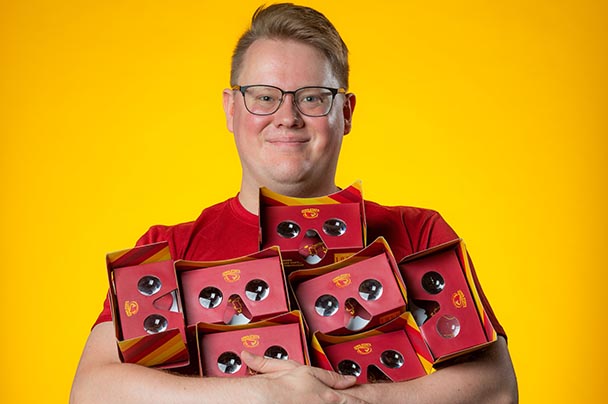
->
[222, 88, 235, 133]
[342, 92, 356, 135]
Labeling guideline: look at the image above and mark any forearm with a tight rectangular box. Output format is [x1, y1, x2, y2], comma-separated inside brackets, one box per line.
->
[345, 337, 518, 404]
[71, 322, 364, 404]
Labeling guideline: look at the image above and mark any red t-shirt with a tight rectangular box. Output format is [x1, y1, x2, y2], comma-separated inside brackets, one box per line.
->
[94, 196, 505, 337]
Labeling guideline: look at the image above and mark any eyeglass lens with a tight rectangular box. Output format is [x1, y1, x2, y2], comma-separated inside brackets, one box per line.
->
[242, 86, 338, 117]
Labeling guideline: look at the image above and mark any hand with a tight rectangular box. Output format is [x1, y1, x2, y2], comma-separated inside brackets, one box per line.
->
[241, 351, 369, 404]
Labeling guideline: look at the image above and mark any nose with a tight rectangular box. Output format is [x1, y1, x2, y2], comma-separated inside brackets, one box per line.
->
[273, 93, 303, 127]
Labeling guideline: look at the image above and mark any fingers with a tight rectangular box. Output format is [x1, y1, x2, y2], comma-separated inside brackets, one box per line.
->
[308, 367, 357, 390]
[242, 350, 357, 390]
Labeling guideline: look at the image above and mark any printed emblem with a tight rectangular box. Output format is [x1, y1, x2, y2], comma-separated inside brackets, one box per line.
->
[124, 300, 139, 317]
[241, 335, 260, 348]
[354, 343, 373, 355]
[332, 273, 352, 288]
[452, 290, 467, 309]
[301, 208, 320, 219]
[222, 269, 241, 282]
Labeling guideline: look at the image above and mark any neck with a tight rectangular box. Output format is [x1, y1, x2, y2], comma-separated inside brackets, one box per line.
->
[238, 180, 340, 215]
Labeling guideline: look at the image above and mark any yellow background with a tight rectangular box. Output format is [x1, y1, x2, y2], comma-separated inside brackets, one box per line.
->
[1, 0, 605, 402]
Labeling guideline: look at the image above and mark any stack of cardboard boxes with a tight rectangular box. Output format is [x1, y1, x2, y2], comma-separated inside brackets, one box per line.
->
[106, 182, 496, 382]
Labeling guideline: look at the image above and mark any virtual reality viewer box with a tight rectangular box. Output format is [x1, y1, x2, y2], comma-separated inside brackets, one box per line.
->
[398, 239, 497, 364]
[196, 311, 309, 377]
[259, 181, 366, 270]
[290, 238, 407, 336]
[310, 312, 433, 384]
[106, 241, 189, 369]
[176, 247, 289, 327]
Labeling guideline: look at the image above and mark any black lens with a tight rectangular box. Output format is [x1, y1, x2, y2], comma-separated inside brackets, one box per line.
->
[143, 314, 168, 334]
[217, 352, 242, 374]
[421, 271, 445, 294]
[137, 275, 162, 296]
[322, 219, 347, 236]
[245, 279, 270, 301]
[199, 286, 223, 308]
[380, 350, 404, 368]
[337, 360, 361, 377]
[277, 221, 300, 238]
[264, 345, 289, 360]
[314, 294, 339, 317]
[358, 279, 383, 301]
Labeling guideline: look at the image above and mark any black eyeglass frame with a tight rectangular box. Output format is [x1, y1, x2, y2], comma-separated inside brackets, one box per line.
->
[232, 84, 347, 117]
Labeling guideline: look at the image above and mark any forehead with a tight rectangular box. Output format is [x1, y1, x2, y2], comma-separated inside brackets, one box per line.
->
[238, 39, 339, 88]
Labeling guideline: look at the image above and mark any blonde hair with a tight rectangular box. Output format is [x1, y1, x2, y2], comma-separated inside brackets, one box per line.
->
[230, 3, 349, 89]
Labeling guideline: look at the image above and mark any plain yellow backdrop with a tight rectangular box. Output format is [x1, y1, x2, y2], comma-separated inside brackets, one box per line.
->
[1, 0, 606, 402]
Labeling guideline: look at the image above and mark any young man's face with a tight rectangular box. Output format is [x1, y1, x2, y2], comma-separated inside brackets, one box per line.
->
[223, 39, 355, 202]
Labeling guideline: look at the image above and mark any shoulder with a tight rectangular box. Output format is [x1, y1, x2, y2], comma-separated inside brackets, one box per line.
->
[364, 199, 458, 260]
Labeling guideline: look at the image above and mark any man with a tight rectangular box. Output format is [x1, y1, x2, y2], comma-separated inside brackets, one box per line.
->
[71, 4, 518, 403]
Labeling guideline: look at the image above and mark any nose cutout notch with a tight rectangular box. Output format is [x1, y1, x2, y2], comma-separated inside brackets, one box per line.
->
[223, 294, 252, 325]
[344, 297, 372, 331]
[298, 229, 328, 265]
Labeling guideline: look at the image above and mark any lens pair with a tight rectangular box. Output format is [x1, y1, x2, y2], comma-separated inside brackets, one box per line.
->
[314, 279, 383, 317]
[135, 276, 168, 334]
[277, 218, 347, 239]
[337, 349, 405, 377]
[417, 271, 461, 338]
[216, 346, 289, 374]
[199, 279, 270, 309]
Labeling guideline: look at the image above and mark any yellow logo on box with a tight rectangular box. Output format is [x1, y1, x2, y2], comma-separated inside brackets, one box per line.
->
[222, 269, 241, 282]
[452, 290, 467, 308]
[124, 300, 139, 317]
[301, 208, 319, 219]
[332, 273, 351, 288]
[354, 343, 373, 355]
[241, 335, 260, 348]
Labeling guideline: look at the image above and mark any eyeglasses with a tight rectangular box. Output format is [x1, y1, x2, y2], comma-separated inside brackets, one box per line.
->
[232, 85, 346, 117]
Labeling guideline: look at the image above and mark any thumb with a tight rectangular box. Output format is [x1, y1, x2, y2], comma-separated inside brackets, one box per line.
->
[241, 350, 300, 374]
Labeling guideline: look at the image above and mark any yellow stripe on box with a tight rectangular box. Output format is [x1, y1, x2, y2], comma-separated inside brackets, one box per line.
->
[136, 333, 185, 367]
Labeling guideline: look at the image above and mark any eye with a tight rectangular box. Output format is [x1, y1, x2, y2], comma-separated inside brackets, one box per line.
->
[314, 294, 339, 317]
[264, 346, 289, 360]
[245, 279, 270, 301]
[277, 221, 300, 238]
[199, 286, 223, 308]
[137, 275, 162, 296]
[143, 314, 168, 334]
[217, 352, 242, 374]
[322, 219, 347, 236]
[380, 350, 404, 368]
[337, 360, 361, 377]
[358, 279, 383, 301]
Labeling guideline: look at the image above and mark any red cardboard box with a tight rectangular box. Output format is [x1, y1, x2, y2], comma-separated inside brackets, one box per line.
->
[197, 311, 309, 377]
[311, 312, 433, 384]
[398, 239, 497, 363]
[176, 248, 289, 326]
[107, 242, 189, 369]
[290, 238, 407, 335]
[259, 181, 366, 270]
